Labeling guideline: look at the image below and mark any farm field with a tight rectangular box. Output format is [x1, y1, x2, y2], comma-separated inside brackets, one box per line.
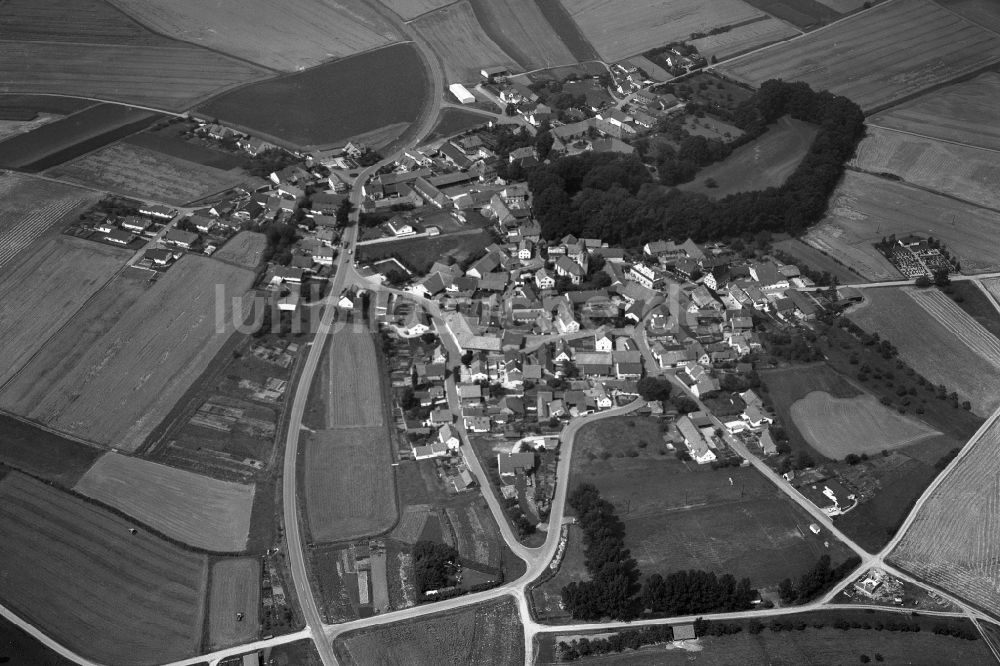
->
[0, 614, 76, 666]
[890, 418, 1000, 614]
[0, 113, 61, 141]
[948, 281, 1000, 341]
[849, 287, 1000, 416]
[303, 427, 397, 543]
[561, 0, 765, 62]
[805, 171, 1000, 279]
[425, 107, 493, 142]
[0, 0, 162, 44]
[868, 72, 1000, 151]
[467, 0, 577, 71]
[207, 558, 261, 650]
[532, 0, 601, 62]
[125, 127, 246, 169]
[198, 43, 428, 150]
[213, 231, 268, 269]
[74, 452, 255, 552]
[0, 472, 207, 665]
[0, 93, 94, 116]
[770, 238, 863, 284]
[307, 325, 384, 428]
[48, 141, 249, 206]
[334, 597, 522, 666]
[719, 0, 1000, 113]
[741, 0, 841, 29]
[0, 235, 130, 387]
[379, 0, 452, 19]
[110, 0, 400, 71]
[849, 126, 1000, 210]
[411, 2, 518, 83]
[937, 0, 1000, 32]
[0, 413, 101, 487]
[678, 116, 818, 199]
[0, 255, 255, 449]
[689, 16, 800, 61]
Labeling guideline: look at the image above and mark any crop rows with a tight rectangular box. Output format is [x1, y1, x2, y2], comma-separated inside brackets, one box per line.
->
[0, 196, 80, 269]
[689, 17, 799, 61]
[909, 288, 1000, 366]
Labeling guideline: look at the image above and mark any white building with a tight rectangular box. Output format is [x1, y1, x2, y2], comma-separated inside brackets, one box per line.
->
[449, 83, 475, 105]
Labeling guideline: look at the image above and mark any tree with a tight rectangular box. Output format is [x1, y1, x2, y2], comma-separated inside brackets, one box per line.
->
[914, 275, 932, 288]
[412, 540, 458, 593]
[637, 376, 673, 401]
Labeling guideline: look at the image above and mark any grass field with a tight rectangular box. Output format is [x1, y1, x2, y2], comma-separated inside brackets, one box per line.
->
[126, 127, 246, 169]
[207, 557, 260, 650]
[678, 116, 818, 198]
[791, 392, 940, 458]
[425, 107, 493, 142]
[0, 472, 207, 665]
[891, 418, 1000, 614]
[0, 413, 101, 486]
[303, 427, 397, 543]
[869, 72, 1000, 151]
[770, 238, 863, 284]
[689, 16, 800, 61]
[48, 141, 248, 206]
[741, 0, 841, 29]
[74, 452, 255, 551]
[335, 597, 522, 666]
[0, 254, 255, 449]
[0, 235, 130, 387]
[562, 0, 765, 62]
[849, 125, 1000, 210]
[467, 0, 577, 71]
[306, 325, 384, 428]
[198, 43, 428, 150]
[719, 0, 1000, 113]
[213, 231, 268, 269]
[110, 0, 400, 71]
[849, 287, 1000, 416]
[412, 2, 518, 83]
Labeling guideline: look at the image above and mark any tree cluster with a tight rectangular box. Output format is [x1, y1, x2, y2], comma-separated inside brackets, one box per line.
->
[641, 570, 754, 615]
[258, 220, 298, 265]
[413, 540, 459, 594]
[778, 554, 860, 604]
[636, 376, 673, 401]
[557, 625, 675, 662]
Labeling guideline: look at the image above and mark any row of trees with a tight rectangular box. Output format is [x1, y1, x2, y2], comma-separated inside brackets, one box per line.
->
[777, 554, 861, 604]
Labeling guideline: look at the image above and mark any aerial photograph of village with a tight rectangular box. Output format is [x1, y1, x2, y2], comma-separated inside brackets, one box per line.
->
[2, 0, 1000, 664]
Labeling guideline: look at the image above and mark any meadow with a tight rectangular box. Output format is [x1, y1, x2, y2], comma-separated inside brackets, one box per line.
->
[213, 231, 268, 269]
[207, 558, 261, 650]
[0, 473, 207, 665]
[425, 107, 493, 142]
[411, 2, 518, 83]
[467, 0, 577, 71]
[689, 16, 799, 61]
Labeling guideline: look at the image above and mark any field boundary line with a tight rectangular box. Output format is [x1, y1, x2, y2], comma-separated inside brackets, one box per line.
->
[845, 164, 1000, 216]
[401, 0, 464, 23]
[930, 0, 1000, 38]
[864, 122, 1000, 155]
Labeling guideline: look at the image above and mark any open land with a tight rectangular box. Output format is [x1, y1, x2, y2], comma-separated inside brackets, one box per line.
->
[740, 0, 840, 30]
[48, 141, 249, 206]
[0, 235, 130, 387]
[0, 414, 101, 487]
[334, 597, 522, 666]
[198, 43, 428, 150]
[0, 255, 255, 449]
[110, 0, 400, 71]
[0, 0, 163, 44]
[891, 418, 1000, 614]
[380, 0, 453, 20]
[937, 0, 1000, 32]
[719, 0, 1000, 113]
[74, 452, 255, 552]
[0, 112, 62, 142]
[467, 0, 577, 71]
[770, 238, 864, 284]
[849, 125, 1000, 210]
[213, 231, 268, 269]
[562, 0, 765, 62]
[207, 557, 261, 650]
[306, 326, 384, 428]
[0, 614, 76, 666]
[0, 93, 93, 116]
[678, 116, 818, 199]
[0, 472, 207, 665]
[125, 126, 246, 169]
[868, 72, 1000, 151]
[411, 2, 518, 83]
[689, 17, 800, 61]
[425, 107, 493, 142]
[804, 171, 1000, 279]
[949, 281, 1000, 341]
[531, 0, 601, 62]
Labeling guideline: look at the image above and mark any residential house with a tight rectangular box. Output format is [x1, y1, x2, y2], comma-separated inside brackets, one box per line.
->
[676, 414, 716, 464]
[164, 228, 198, 248]
[498, 451, 536, 483]
[555, 255, 586, 285]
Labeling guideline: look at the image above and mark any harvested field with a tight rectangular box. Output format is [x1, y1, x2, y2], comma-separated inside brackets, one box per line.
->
[719, 0, 1000, 113]
[0, 255, 255, 449]
[891, 418, 1000, 614]
[689, 17, 800, 61]
[48, 141, 248, 206]
[412, 3, 518, 83]
[110, 0, 400, 71]
[937, 0, 1000, 32]
[741, 0, 841, 29]
[562, 0, 764, 62]
[335, 597, 522, 666]
[770, 238, 863, 284]
[868, 72, 1000, 151]
[198, 43, 428, 150]
[0, 235, 130, 387]
[207, 558, 261, 650]
[303, 427, 396, 543]
[805, 171, 1000, 279]
[74, 452, 255, 551]
[307, 326, 384, 428]
[0, 472, 207, 665]
[791, 391, 940, 458]
[381, 0, 453, 20]
[0, 0, 161, 44]
[213, 231, 268, 269]
[850, 287, 1000, 415]
[467, 0, 577, 71]
[815, 0, 870, 10]
[678, 116, 818, 198]
[849, 125, 1000, 210]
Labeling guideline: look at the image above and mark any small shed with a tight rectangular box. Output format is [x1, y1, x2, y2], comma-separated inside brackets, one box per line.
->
[673, 623, 696, 641]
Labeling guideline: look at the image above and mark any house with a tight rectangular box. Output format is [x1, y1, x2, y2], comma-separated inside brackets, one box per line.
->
[164, 228, 198, 249]
[138, 204, 176, 220]
[628, 263, 665, 290]
[741, 403, 773, 429]
[105, 228, 135, 245]
[271, 266, 304, 285]
[595, 333, 614, 352]
[555, 255, 585, 285]
[399, 309, 430, 337]
[758, 427, 778, 456]
[676, 414, 716, 464]
[344, 141, 367, 158]
[120, 215, 151, 233]
[413, 441, 451, 460]
[144, 248, 174, 266]
[749, 262, 789, 291]
[190, 215, 216, 233]
[464, 415, 491, 433]
[438, 424, 461, 451]
[498, 451, 536, 482]
[385, 217, 415, 237]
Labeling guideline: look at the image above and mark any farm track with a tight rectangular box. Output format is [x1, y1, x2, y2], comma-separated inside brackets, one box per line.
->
[908, 288, 1000, 365]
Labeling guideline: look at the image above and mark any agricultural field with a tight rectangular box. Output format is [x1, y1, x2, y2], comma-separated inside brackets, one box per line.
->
[678, 116, 818, 199]
[48, 141, 249, 206]
[0, 0, 162, 44]
[849, 287, 1000, 415]
[719, 0, 1000, 112]
[804, 171, 1000, 279]
[0, 112, 61, 142]
[891, 418, 1000, 614]
[466, 0, 577, 71]
[741, 0, 841, 29]
[791, 392, 940, 458]
[125, 126, 246, 169]
[0, 235, 130, 388]
[947, 281, 1000, 341]
[213, 231, 268, 269]
[561, 0, 765, 62]
[74, 452, 255, 552]
[334, 597, 522, 666]
[868, 72, 1000, 151]
[198, 43, 428, 150]
[425, 107, 493, 142]
[532, 0, 601, 62]
[411, 2, 518, 83]
[937, 0, 1000, 32]
[689, 16, 800, 61]
[849, 126, 1000, 210]
[0, 255, 255, 449]
[207, 558, 261, 650]
[770, 238, 864, 284]
[0, 414, 101, 487]
[379, 0, 453, 19]
[307, 326, 385, 428]
[0, 614, 76, 666]
[110, 0, 400, 71]
[0, 472, 207, 665]
[303, 427, 397, 543]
